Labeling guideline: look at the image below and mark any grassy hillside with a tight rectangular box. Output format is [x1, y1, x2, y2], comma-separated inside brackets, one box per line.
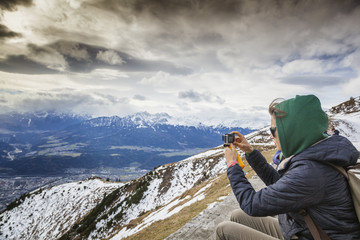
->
[120, 148, 276, 240]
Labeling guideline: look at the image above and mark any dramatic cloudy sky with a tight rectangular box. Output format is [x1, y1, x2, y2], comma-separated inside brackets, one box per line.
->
[1, 0, 359, 127]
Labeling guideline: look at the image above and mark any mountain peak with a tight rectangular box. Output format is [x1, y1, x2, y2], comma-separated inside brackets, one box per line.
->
[125, 111, 171, 126]
[82, 112, 172, 128]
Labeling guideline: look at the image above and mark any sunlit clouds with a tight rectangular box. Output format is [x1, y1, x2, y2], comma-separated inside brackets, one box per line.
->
[1, 0, 360, 128]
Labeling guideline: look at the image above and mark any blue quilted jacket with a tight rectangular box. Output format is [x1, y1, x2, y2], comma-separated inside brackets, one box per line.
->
[228, 135, 360, 239]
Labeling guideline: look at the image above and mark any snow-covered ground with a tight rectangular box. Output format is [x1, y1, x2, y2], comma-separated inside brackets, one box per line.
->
[330, 111, 360, 150]
[0, 178, 123, 240]
[107, 147, 227, 240]
[112, 178, 217, 240]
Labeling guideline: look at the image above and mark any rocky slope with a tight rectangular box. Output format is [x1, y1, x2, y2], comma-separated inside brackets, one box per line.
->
[328, 96, 360, 149]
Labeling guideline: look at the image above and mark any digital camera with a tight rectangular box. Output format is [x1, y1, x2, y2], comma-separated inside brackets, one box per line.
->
[222, 133, 235, 146]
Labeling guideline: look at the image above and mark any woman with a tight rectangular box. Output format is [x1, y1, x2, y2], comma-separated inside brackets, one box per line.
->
[216, 95, 360, 240]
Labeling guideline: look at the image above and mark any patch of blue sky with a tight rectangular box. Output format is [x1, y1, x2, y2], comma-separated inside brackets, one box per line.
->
[0, 89, 23, 94]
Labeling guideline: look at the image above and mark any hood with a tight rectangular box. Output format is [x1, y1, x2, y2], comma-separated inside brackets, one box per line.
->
[275, 95, 328, 158]
[296, 135, 359, 167]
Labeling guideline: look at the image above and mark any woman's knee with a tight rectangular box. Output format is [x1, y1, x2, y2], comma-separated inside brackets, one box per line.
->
[216, 221, 232, 233]
[216, 221, 233, 237]
[230, 209, 249, 223]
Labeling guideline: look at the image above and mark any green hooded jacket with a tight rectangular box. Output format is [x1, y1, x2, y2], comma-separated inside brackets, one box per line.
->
[275, 95, 328, 158]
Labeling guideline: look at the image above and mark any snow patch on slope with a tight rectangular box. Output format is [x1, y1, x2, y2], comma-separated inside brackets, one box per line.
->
[0, 178, 123, 240]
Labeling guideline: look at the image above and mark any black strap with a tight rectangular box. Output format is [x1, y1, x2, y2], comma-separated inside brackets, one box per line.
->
[300, 209, 331, 240]
[347, 162, 360, 170]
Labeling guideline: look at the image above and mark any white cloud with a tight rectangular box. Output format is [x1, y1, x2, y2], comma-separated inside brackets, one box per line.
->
[88, 69, 129, 81]
[139, 71, 171, 86]
[343, 76, 360, 96]
[343, 49, 360, 96]
[282, 59, 327, 75]
[302, 39, 351, 59]
[96, 50, 124, 65]
[65, 0, 86, 9]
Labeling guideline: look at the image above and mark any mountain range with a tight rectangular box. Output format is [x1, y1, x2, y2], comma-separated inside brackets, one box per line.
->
[0, 111, 253, 175]
[0, 96, 359, 240]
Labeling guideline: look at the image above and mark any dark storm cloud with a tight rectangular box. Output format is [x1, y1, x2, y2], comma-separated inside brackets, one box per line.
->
[96, 0, 360, 25]
[84, 0, 360, 76]
[96, 0, 244, 19]
[0, 55, 59, 74]
[0, 47, 64, 75]
[28, 43, 55, 56]
[195, 32, 225, 46]
[51, 41, 193, 74]
[91, 0, 245, 55]
[18, 91, 106, 113]
[0, 24, 21, 39]
[178, 90, 225, 104]
[0, 0, 33, 11]
[280, 76, 350, 87]
[0, 41, 193, 75]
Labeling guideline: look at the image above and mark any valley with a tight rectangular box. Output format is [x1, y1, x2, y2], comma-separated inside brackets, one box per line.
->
[0, 111, 253, 212]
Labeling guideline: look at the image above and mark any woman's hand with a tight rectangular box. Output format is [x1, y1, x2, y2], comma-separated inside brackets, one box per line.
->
[224, 143, 238, 165]
[231, 131, 254, 154]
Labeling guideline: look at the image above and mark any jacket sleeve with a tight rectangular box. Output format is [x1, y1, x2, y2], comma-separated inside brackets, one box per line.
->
[245, 149, 280, 185]
[227, 161, 326, 217]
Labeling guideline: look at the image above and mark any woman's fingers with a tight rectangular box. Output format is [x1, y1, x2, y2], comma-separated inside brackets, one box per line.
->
[231, 131, 243, 137]
[230, 131, 254, 154]
[224, 144, 237, 163]
[231, 131, 246, 144]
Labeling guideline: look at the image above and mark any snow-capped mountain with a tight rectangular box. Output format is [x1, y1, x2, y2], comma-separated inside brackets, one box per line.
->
[0, 96, 359, 240]
[82, 111, 260, 129]
[0, 111, 253, 175]
[81, 112, 171, 128]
